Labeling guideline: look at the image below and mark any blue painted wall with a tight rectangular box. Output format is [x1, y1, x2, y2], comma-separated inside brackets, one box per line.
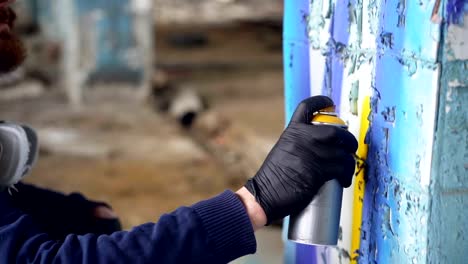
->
[282, 0, 467, 263]
[283, 1, 312, 263]
[29, 0, 149, 83]
[359, 0, 440, 262]
[75, 0, 141, 81]
[283, 0, 311, 122]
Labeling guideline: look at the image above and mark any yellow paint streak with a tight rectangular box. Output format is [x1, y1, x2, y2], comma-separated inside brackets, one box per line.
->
[351, 96, 371, 263]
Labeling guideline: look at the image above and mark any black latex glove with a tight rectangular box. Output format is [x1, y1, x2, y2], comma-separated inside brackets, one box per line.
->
[245, 96, 358, 224]
[9, 183, 122, 239]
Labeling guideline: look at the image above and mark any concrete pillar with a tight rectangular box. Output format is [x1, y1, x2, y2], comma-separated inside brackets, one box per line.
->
[283, 0, 466, 263]
[55, 0, 82, 109]
[427, 11, 468, 263]
[131, 0, 155, 101]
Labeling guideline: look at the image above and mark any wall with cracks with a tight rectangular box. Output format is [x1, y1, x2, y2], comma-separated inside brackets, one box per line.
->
[427, 7, 468, 263]
[283, 0, 467, 263]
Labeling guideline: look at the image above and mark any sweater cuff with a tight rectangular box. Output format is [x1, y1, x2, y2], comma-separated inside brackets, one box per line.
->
[192, 190, 257, 263]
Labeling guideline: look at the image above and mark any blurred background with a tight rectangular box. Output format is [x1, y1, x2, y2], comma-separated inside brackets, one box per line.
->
[1, 0, 285, 263]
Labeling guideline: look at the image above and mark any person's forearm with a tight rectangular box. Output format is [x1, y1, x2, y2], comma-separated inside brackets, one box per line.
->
[236, 187, 267, 230]
[0, 190, 256, 264]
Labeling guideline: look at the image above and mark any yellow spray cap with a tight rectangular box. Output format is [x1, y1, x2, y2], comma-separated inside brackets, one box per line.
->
[311, 106, 348, 128]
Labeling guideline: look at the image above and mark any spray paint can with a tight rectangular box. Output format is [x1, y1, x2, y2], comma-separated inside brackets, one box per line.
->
[288, 106, 348, 246]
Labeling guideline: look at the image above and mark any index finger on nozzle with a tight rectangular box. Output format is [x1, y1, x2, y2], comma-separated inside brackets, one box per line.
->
[290, 96, 334, 124]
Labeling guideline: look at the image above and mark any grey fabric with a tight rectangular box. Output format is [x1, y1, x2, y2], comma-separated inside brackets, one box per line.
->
[0, 121, 38, 187]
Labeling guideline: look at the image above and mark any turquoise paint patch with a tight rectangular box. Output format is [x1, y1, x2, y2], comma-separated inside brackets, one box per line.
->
[428, 58, 468, 262]
[428, 193, 468, 263]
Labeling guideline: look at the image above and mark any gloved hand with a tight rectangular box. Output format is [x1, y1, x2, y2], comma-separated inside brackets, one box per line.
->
[9, 183, 122, 239]
[245, 96, 358, 224]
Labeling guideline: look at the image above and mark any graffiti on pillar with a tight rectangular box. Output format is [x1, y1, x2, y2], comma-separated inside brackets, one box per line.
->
[283, 0, 451, 263]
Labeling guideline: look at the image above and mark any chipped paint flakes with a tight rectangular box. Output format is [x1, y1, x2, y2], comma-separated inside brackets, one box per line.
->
[379, 32, 394, 49]
[381, 106, 396, 124]
[446, 14, 468, 61]
[448, 79, 464, 87]
[397, 0, 407, 27]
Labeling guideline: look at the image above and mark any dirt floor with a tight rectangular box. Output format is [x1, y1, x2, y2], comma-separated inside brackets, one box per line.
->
[0, 22, 285, 234]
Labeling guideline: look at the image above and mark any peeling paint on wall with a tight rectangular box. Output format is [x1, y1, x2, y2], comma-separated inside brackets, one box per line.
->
[381, 106, 396, 123]
[349, 82, 360, 116]
[396, 0, 407, 27]
[445, 14, 468, 60]
[285, 1, 466, 263]
[428, 8, 468, 260]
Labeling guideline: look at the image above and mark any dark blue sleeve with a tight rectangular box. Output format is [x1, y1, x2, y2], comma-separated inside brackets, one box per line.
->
[0, 190, 256, 264]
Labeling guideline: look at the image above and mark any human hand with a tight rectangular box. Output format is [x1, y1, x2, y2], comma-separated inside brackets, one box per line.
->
[243, 96, 358, 225]
[10, 183, 121, 239]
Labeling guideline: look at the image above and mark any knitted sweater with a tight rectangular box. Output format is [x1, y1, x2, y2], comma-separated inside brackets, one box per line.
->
[0, 190, 256, 263]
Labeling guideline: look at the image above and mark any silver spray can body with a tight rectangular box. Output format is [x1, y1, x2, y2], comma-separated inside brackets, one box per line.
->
[287, 110, 348, 246]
